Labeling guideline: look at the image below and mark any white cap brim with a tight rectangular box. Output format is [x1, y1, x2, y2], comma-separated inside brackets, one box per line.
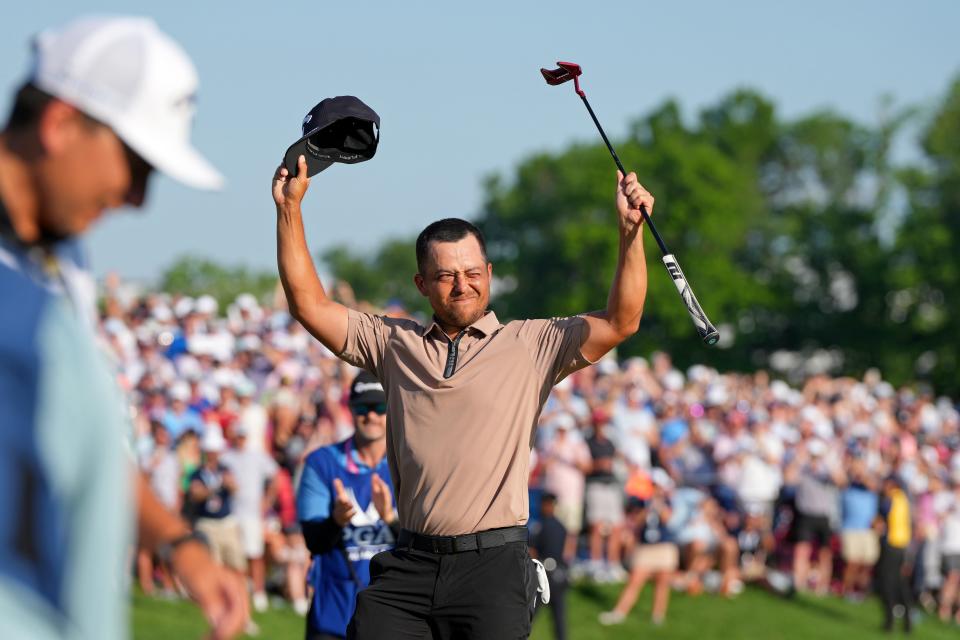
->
[30, 16, 225, 191]
[117, 120, 224, 190]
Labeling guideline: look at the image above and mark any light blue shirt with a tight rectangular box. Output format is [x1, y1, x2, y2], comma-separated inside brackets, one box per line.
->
[0, 221, 131, 640]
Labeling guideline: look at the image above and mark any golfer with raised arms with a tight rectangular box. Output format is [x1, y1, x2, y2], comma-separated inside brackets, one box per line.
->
[273, 153, 653, 639]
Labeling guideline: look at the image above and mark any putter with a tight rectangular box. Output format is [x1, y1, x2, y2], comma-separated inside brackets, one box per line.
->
[541, 61, 720, 346]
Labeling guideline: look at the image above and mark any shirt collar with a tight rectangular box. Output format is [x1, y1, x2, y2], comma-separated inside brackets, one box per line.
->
[426, 310, 501, 340]
[345, 438, 365, 473]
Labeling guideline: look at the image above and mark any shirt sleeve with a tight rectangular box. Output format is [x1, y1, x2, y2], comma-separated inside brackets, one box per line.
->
[338, 308, 389, 377]
[577, 440, 592, 466]
[517, 316, 595, 387]
[262, 453, 279, 478]
[296, 455, 331, 522]
[187, 412, 204, 434]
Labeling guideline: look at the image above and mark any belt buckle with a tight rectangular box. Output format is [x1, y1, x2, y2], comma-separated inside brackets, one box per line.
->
[431, 537, 452, 554]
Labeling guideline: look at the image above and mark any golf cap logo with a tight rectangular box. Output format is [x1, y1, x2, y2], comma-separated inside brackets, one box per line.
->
[354, 381, 383, 394]
[303, 114, 312, 126]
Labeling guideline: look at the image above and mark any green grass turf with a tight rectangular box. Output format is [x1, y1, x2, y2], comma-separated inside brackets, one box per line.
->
[133, 584, 958, 639]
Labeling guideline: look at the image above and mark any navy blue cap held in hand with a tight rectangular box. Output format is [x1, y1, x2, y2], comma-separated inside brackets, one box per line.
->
[283, 96, 380, 178]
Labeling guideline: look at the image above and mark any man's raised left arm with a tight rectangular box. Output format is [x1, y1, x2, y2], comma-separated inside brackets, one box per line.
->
[580, 171, 653, 363]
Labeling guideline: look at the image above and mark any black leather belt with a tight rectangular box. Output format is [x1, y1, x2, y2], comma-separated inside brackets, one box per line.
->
[398, 526, 528, 554]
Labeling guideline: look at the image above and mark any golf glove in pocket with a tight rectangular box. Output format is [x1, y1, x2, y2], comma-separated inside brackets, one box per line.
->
[532, 559, 550, 605]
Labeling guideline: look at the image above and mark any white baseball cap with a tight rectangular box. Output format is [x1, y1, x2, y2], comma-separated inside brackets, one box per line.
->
[29, 16, 223, 189]
[168, 380, 191, 402]
[201, 426, 227, 453]
[553, 413, 576, 431]
[195, 294, 218, 316]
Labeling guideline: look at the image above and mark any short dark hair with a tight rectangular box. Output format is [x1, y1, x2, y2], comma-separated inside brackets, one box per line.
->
[6, 83, 55, 131]
[415, 218, 487, 274]
[5, 82, 102, 132]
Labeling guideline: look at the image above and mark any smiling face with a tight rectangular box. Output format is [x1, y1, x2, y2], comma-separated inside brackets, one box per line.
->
[352, 405, 387, 444]
[414, 234, 492, 331]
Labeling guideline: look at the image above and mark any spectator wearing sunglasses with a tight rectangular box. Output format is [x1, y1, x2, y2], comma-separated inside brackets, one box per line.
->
[297, 371, 398, 640]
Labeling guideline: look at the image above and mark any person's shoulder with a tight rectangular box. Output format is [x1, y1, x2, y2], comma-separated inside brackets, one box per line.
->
[509, 314, 585, 325]
[0, 253, 62, 313]
[159, 449, 180, 466]
[352, 308, 421, 329]
[545, 515, 567, 533]
[303, 444, 331, 466]
[504, 315, 587, 338]
[374, 455, 393, 481]
[502, 316, 552, 330]
[304, 439, 344, 468]
[0, 259, 52, 351]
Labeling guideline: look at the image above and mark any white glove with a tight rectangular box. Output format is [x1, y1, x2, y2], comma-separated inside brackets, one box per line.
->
[532, 558, 550, 604]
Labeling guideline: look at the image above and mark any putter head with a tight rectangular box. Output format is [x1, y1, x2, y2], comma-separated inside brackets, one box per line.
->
[540, 61, 584, 97]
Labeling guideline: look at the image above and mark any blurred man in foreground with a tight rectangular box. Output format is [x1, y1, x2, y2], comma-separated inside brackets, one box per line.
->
[0, 16, 244, 640]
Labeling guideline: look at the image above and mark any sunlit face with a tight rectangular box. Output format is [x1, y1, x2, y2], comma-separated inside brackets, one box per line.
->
[204, 450, 220, 467]
[153, 426, 170, 447]
[33, 102, 152, 239]
[352, 404, 387, 444]
[414, 234, 492, 330]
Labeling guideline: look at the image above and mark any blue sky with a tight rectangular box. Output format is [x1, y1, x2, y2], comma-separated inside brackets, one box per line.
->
[2, 1, 958, 280]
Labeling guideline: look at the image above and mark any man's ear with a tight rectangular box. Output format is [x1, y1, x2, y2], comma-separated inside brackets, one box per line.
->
[414, 273, 428, 297]
[36, 99, 82, 156]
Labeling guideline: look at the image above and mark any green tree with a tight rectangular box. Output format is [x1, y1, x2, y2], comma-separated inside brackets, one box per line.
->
[321, 240, 428, 315]
[319, 82, 960, 392]
[478, 94, 775, 369]
[476, 89, 907, 378]
[893, 75, 960, 392]
[158, 255, 278, 309]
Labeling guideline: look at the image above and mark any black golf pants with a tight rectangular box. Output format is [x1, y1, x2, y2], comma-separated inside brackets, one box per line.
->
[533, 577, 567, 640]
[876, 542, 911, 632]
[346, 541, 537, 639]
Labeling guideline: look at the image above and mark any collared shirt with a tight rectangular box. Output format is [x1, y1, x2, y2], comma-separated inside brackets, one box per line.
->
[882, 487, 911, 549]
[340, 308, 593, 535]
[0, 197, 130, 640]
[297, 437, 396, 636]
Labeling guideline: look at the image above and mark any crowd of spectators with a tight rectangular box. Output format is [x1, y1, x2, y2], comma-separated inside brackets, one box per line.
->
[97, 280, 960, 634]
[531, 349, 960, 633]
[102, 282, 364, 621]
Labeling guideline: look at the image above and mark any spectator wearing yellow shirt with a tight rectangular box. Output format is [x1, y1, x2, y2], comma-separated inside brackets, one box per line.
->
[875, 475, 912, 633]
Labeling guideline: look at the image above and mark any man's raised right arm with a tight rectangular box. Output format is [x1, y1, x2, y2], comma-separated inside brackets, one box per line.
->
[273, 154, 349, 354]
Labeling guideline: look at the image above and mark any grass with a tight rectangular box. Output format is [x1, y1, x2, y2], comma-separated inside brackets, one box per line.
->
[133, 584, 959, 639]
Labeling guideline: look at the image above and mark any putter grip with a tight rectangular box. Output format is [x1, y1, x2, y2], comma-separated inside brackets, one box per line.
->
[661, 254, 720, 346]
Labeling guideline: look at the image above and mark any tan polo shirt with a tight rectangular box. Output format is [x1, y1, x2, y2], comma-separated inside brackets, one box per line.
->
[339, 308, 593, 535]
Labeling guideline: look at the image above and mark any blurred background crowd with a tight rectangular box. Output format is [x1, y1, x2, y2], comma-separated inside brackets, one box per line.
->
[101, 279, 960, 634]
